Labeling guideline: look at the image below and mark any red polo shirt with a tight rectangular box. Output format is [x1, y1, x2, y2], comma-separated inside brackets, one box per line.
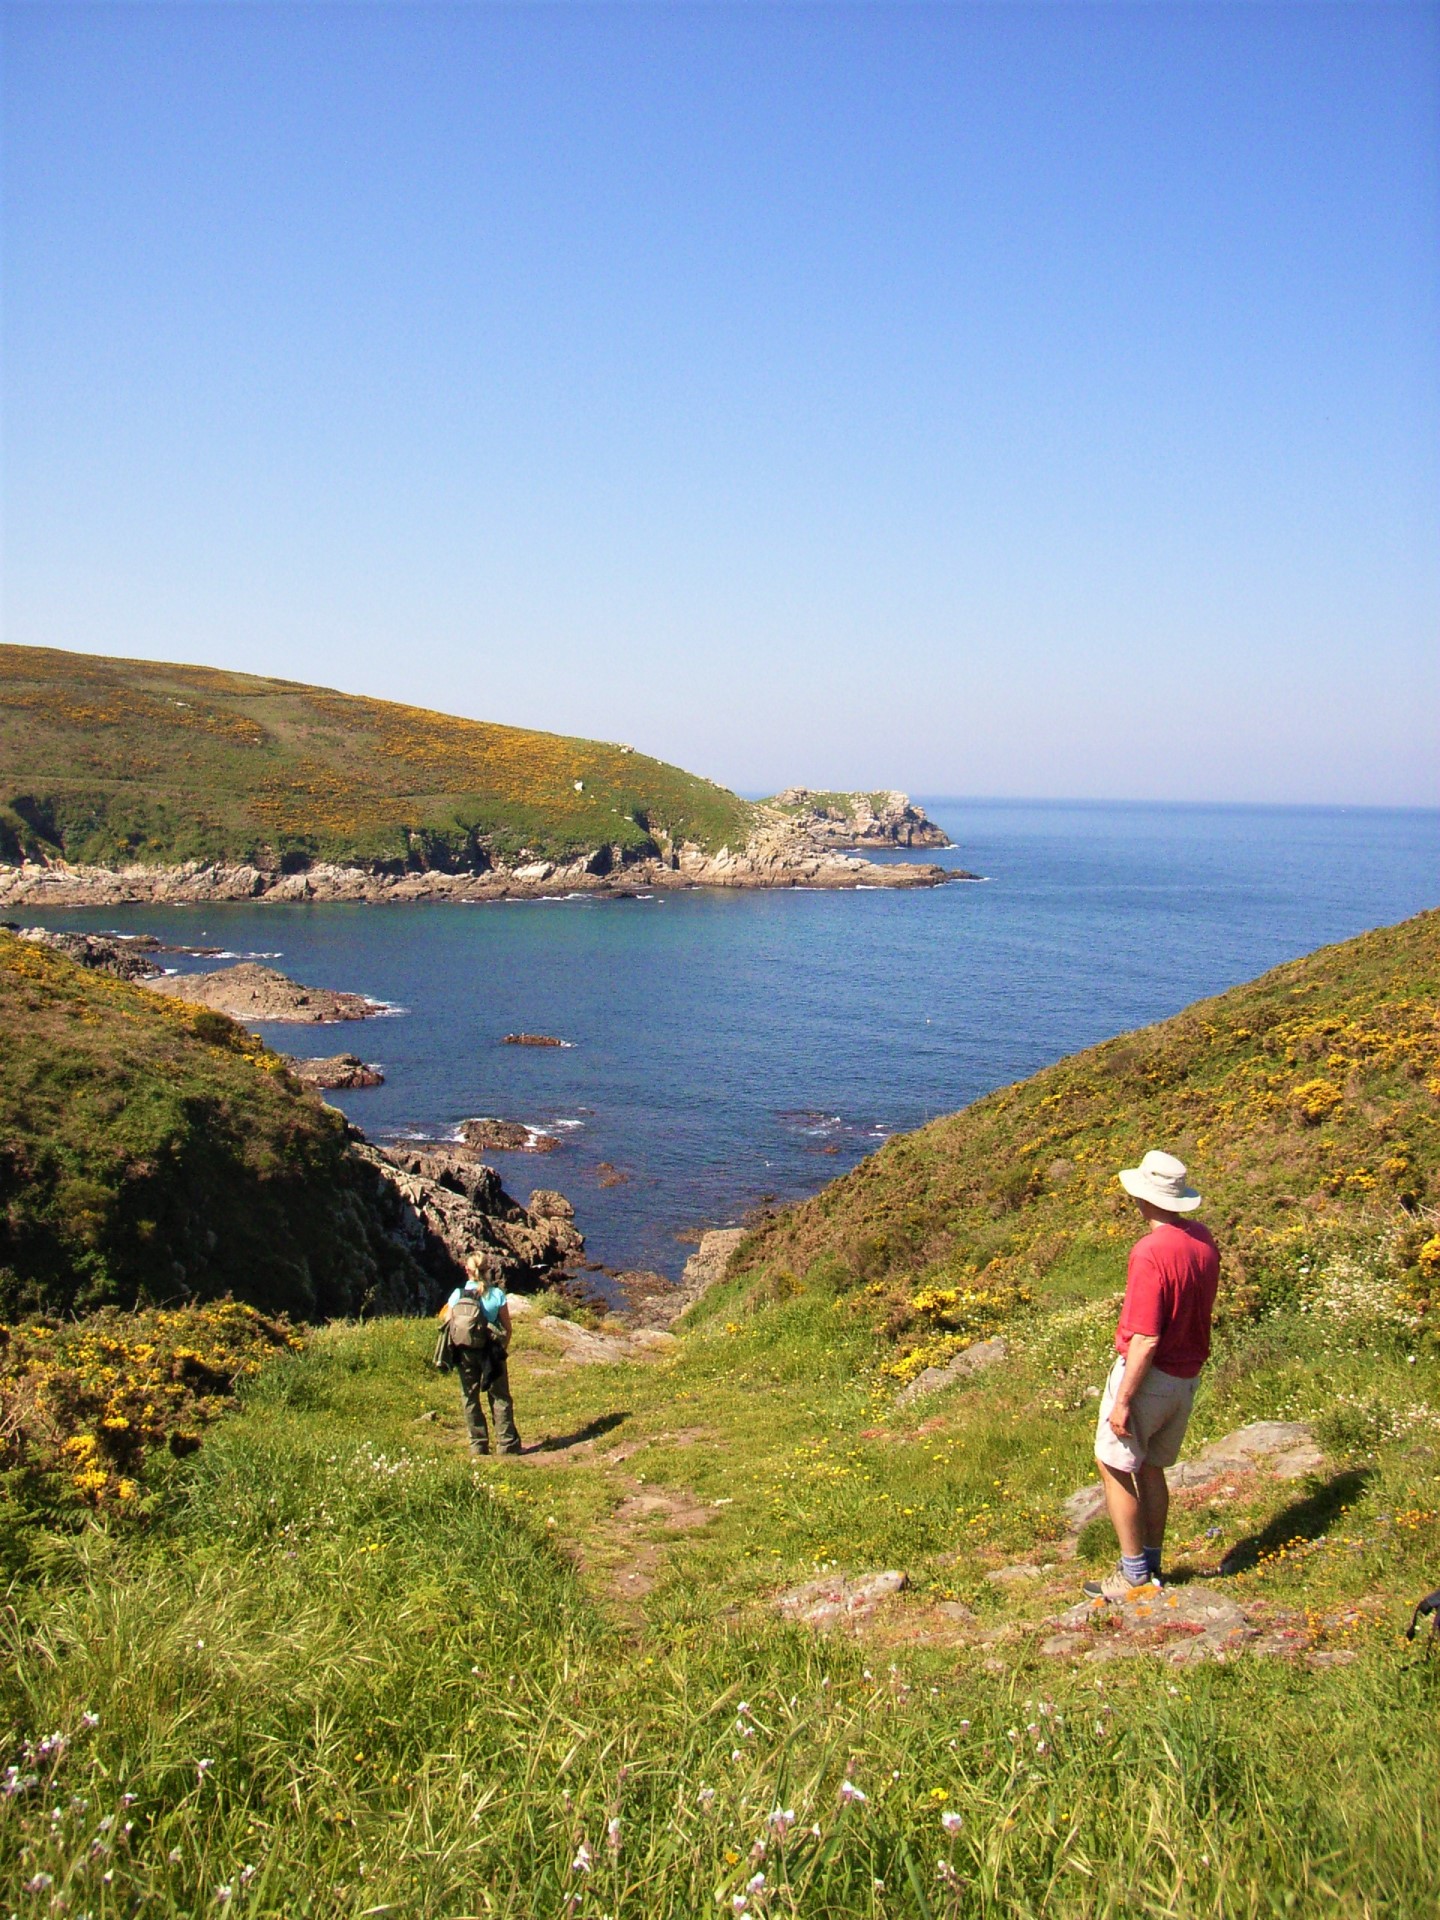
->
[1115, 1219, 1220, 1379]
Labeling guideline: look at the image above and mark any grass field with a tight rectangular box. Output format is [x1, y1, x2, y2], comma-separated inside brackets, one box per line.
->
[3, 915, 1438, 1915]
[2, 1290, 1436, 1918]
[0, 644, 757, 871]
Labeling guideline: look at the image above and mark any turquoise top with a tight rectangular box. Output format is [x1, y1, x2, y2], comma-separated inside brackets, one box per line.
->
[447, 1280, 507, 1324]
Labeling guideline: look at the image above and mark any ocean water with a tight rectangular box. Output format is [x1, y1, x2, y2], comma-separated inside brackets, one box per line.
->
[22, 801, 1439, 1287]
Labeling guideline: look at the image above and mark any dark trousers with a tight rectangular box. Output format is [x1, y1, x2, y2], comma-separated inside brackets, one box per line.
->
[456, 1348, 520, 1455]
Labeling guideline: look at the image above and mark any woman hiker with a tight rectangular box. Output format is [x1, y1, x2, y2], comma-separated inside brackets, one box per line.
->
[443, 1257, 522, 1457]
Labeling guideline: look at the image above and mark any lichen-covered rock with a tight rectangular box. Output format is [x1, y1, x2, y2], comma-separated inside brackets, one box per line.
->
[775, 1569, 908, 1629]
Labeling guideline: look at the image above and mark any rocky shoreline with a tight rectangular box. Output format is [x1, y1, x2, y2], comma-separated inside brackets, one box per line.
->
[0, 795, 975, 908]
[148, 960, 385, 1023]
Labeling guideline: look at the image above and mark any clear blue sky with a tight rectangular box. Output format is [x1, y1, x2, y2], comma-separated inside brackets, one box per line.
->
[4, 2, 1437, 804]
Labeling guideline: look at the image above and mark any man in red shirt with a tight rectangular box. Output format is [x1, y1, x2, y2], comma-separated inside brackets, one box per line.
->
[1085, 1150, 1220, 1602]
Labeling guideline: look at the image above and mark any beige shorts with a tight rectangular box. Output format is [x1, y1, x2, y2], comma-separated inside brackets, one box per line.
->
[1094, 1356, 1197, 1473]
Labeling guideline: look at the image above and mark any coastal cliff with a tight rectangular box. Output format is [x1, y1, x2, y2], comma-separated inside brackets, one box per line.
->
[0, 644, 964, 901]
[0, 831, 958, 906]
[0, 930, 585, 1320]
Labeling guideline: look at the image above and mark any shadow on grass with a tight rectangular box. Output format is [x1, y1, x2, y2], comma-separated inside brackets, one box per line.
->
[533, 1411, 631, 1454]
[1217, 1468, 1374, 1576]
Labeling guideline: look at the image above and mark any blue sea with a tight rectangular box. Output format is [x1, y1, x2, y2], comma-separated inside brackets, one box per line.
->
[23, 801, 1439, 1288]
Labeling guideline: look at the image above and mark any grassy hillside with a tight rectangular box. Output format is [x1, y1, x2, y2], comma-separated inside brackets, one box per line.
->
[0, 931, 423, 1321]
[0, 643, 756, 871]
[732, 909, 1440, 1372]
[2, 917, 1436, 1914]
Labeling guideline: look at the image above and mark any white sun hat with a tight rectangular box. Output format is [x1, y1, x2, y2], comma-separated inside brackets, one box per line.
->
[1117, 1149, 1202, 1212]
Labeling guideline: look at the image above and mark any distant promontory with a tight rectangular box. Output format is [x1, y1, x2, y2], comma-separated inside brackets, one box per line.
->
[0, 645, 971, 905]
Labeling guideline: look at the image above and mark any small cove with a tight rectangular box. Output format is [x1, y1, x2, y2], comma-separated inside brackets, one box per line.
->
[23, 799, 1439, 1288]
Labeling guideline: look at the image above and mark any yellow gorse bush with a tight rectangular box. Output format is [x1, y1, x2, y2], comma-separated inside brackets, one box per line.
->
[0, 1301, 302, 1506]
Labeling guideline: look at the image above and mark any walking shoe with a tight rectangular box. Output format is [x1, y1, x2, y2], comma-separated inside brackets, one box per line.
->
[1083, 1570, 1158, 1603]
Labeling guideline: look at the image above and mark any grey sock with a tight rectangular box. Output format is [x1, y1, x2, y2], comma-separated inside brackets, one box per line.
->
[1121, 1551, 1151, 1585]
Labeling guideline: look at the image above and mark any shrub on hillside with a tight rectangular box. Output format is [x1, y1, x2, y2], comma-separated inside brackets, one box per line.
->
[0, 1300, 300, 1516]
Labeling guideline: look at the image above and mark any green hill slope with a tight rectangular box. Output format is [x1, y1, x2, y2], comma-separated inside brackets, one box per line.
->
[0, 643, 756, 871]
[730, 910, 1440, 1368]
[0, 931, 424, 1320]
[3, 919, 1439, 1914]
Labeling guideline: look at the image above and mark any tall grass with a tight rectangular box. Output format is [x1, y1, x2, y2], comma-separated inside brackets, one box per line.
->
[3, 1317, 1437, 1917]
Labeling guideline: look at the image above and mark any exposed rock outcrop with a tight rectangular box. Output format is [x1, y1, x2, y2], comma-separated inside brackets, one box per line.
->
[147, 961, 382, 1023]
[457, 1116, 561, 1154]
[775, 1569, 908, 1630]
[11, 925, 161, 981]
[357, 1143, 584, 1293]
[769, 789, 952, 850]
[895, 1336, 1007, 1408]
[672, 1227, 747, 1316]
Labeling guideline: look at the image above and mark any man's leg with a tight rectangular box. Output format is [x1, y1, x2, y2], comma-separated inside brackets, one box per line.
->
[456, 1351, 491, 1455]
[489, 1361, 522, 1455]
[1137, 1464, 1169, 1578]
[1098, 1461, 1145, 1559]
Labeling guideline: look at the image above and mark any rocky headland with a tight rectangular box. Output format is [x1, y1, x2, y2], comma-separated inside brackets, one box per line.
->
[767, 788, 952, 850]
[146, 961, 384, 1023]
[8, 924, 163, 981]
[0, 794, 972, 907]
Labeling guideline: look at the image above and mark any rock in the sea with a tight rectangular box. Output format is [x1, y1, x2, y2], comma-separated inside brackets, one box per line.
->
[286, 1053, 385, 1089]
[15, 926, 161, 981]
[457, 1116, 561, 1154]
[503, 1032, 567, 1047]
[147, 961, 380, 1023]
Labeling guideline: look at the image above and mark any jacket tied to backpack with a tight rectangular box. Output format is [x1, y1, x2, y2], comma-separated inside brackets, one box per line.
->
[434, 1283, 510, 1389]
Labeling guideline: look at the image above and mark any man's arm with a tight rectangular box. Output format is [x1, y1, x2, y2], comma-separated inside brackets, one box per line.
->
[1109, 1333, 1159, 1439]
